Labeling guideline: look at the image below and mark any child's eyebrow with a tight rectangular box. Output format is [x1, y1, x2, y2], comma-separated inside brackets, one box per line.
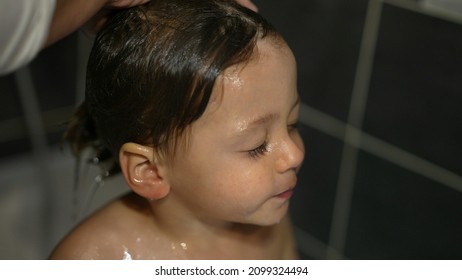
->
[234, 95, 300, 136]
[232, 112, 279, 138]
[246, 112, 280, 130]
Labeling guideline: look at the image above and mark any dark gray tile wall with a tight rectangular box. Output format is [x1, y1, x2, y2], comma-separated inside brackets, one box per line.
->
[348, 151, 462, 259]
[257, 0, 462, 259]
[365, 4, 462, 175]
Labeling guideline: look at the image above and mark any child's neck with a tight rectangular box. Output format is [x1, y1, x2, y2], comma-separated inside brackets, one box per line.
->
[145, 195, 279, 258]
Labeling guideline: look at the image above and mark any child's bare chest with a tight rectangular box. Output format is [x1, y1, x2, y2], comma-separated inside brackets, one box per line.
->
[125, 230, 287, 260]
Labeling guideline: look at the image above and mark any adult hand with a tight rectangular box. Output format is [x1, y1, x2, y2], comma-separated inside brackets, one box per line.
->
[46, 0, 151, 47]
[84, 0, 154, 37]
[235, 0, 258, 12]
[106, 0, 257, 11]
[84, 0, 257, 38]
[105, 0, 150, 9]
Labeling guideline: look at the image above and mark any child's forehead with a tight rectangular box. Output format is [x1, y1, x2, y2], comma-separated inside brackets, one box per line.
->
[208, 38, 293, 106]
[204, 39, 295, 115]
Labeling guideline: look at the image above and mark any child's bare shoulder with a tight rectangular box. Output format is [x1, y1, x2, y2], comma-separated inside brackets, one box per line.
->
[49, 192, 153, 260]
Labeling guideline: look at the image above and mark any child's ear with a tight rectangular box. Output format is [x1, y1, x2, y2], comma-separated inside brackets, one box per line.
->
[119, 142, 170, 200]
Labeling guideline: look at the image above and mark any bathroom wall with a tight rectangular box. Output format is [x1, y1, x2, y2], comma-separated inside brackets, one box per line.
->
[255, 0, 462, 259]
[0, 0, 461, 259]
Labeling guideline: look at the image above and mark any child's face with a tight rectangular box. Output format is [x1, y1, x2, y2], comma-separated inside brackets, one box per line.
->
[166, 38, 304, 226]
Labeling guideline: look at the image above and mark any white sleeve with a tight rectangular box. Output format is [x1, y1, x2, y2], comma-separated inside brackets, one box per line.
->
[0, 0, 57, 75]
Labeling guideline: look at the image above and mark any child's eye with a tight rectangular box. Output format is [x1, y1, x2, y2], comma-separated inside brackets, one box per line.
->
[247, 141, 268, 158]
[288, 122, 299, 132]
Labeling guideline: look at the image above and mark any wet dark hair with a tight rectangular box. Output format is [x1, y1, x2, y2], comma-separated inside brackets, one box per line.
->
[65, 0, 279, 173]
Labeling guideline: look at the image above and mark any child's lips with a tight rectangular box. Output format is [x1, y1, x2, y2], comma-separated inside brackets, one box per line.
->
[275, 175, 297, 199]
[275, 188, 294, 199]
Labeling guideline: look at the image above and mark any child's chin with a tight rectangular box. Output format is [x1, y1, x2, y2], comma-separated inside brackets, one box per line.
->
[249, 212, 288, 227]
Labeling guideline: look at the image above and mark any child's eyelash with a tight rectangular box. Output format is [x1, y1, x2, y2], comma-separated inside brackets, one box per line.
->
[245, 122, 299, 159]
[288, 122, 299, 132]
[247, 141, 268, 158]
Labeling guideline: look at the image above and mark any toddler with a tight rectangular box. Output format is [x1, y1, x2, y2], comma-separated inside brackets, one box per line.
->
[50, 0, 304, 259]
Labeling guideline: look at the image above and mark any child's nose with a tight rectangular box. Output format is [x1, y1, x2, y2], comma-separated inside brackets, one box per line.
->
[276, 135, 305, 173]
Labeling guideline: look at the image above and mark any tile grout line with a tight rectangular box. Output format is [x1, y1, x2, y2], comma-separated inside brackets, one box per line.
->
[299, 103, 462, 200]
[299, 101, 462, 259]
[298, 0, 462, 258]
[326, 0, 384, 259]
[359, 130, 462, 193]
[384, 0, 462, 25]
[293, 225, 331, 260]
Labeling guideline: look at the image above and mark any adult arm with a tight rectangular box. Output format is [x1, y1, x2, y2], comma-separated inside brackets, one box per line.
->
[46, 0, 150, 47]
[0, 0, 56, 75]
[0, 0, 253, 75]
[0, 0, 149, 75]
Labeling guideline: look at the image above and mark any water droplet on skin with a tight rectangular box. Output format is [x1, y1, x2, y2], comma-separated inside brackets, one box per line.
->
[170, 242, 179, 256]
[122, 247, 132, 260]
[180, 242, 188, 250]
[224, 70, 244, 90]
